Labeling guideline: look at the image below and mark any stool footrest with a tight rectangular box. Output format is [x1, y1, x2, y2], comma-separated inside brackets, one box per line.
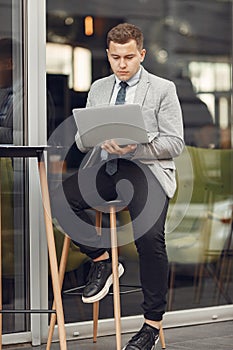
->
[0, 309, 56, 314]
[62, 284, 142, 296]
[63, 285, 85, 296]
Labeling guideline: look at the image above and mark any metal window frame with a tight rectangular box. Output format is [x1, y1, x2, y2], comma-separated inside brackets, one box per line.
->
[26, 0, 48, 346]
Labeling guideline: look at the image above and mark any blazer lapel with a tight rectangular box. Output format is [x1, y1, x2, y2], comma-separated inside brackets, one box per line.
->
[134, 67, 150, 105]
[98, 75, 115, 105]
[96, 70, 150, 106]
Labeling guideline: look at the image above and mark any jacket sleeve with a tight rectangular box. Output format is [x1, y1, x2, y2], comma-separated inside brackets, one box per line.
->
[75, 89, 93, 153]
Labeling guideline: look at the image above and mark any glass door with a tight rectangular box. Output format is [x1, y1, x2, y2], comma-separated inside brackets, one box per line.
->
[0, 0, 28, 336]
[46, 0, 233, 326]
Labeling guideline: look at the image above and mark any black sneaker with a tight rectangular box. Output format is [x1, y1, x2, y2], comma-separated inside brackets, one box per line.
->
[82, 260, 124, 303]
[122, 323, 159, 350]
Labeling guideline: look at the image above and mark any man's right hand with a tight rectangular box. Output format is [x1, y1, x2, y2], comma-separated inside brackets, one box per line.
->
[101, 139, 137, 156]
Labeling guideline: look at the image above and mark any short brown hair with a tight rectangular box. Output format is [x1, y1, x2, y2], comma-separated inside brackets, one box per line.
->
[107, 23, 144, 51]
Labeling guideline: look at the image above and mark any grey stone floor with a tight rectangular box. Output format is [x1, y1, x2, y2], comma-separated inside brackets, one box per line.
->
[3, 320, 233, 349]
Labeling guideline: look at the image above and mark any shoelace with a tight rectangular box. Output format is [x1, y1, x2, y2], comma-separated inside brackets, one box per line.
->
[87, 262, 105, 283]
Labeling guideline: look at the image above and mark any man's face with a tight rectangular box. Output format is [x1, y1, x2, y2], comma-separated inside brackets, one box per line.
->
[0, 57, 12, 88]
[107, 39, 146, 81]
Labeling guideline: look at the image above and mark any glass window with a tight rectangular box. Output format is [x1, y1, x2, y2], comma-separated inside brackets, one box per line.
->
[46, 43, 73, 88]
[46, 43, 92, 91]
[46, 0, 233, 323]
[0, 0, 29, 334]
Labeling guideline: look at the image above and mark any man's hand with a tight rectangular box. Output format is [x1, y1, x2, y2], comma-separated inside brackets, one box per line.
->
[101, 139, 137, 155]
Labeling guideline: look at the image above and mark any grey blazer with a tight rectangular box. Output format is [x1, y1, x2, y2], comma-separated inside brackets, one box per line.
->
[75, 66, 184, 198]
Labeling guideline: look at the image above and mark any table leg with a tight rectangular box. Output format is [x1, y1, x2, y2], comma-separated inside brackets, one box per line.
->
[110, 206, 121, 350]
[37, 160, 67, 349]
[0, 162, 2, 350]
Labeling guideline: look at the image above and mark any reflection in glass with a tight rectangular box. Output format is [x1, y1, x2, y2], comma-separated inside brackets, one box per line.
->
[46, 43, 92, 91]
[167, 146, 233, 311]
[46, 0, 233, 324]
[0, 38, 14, 144]
[0, 0, 28, 334]
[46, 43, 73, 88]
[73, 47, 92, 91]
[0, 38, 23, 145]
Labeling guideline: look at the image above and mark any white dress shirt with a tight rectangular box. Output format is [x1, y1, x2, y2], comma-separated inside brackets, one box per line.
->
[110, 67, 141, 104]
[100, 68, 142, 161]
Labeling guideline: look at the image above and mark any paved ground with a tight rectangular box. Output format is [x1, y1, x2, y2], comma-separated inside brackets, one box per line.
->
[3, 320, 233, 349]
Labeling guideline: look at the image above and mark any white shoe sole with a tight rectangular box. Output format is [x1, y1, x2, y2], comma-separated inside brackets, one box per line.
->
[153, 337, 159, 348]
[82, 263, 124, 303]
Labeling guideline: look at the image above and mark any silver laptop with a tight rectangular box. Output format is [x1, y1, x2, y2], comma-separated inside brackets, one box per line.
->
[73, 104, 149, 148]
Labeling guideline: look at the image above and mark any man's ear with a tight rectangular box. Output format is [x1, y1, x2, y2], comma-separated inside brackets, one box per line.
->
[106, 49, 110, 61]
[2, 58, 13, 70]
[140, 49, 146, 62]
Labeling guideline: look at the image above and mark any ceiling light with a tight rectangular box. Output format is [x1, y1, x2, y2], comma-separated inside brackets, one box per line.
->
[85, 16, 94, 36]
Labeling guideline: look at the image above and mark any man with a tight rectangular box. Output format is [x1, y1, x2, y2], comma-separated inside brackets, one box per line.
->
[0, 38, 22, 144]
[55, 23, 184, 349]
[0, 38, 14, 143]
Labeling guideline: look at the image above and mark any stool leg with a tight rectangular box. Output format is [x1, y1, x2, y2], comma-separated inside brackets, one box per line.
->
[46, 235, 71, 349]
[110, 206, 121, 350]
[159, 326, 166, 349]
[92, 210, 102, 343]
[95, 210, 102, 235]
[93, 301, 99, 342]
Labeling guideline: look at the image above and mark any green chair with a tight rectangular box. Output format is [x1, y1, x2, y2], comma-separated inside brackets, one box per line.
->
[166, 146, 233, 310]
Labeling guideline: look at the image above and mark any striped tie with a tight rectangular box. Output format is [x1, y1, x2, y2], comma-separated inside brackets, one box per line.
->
[105, 81, 128, 175]
[115, 81, 128, 105]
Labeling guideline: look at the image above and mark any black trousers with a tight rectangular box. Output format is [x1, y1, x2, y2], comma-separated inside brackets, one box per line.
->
[51, 159, 169, 321]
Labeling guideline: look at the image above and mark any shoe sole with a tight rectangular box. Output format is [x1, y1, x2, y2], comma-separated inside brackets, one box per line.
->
[82, 263, 124, 303]
[122, 334, 159, 349]
[153, 337, 159, 349]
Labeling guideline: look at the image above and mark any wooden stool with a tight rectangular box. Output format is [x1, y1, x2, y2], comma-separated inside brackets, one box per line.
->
[47, 200, 166, 349]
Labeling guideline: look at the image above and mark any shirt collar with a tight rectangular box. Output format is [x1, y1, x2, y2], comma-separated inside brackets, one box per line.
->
[115, 66, 142, 87]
